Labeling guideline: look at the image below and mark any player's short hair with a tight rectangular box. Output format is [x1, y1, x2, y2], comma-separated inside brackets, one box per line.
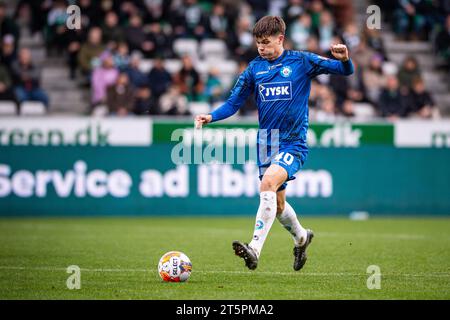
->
[252, 16, 286, 38]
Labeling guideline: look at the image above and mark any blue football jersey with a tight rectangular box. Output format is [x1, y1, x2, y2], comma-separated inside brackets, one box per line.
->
[210, 50, 354, 164]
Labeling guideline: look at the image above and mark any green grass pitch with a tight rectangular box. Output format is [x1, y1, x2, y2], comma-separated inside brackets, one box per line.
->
[0, 216, 449, 299]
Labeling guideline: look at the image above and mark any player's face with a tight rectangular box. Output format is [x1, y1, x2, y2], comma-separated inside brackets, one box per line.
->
[255, 34, 284, 61]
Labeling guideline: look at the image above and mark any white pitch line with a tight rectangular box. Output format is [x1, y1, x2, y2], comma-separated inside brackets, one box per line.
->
[0, 266, 449, 278]
[316, 232, 428, 240]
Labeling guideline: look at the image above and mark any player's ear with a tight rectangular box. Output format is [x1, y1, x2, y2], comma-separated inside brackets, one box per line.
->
[278, 34, 284, 45]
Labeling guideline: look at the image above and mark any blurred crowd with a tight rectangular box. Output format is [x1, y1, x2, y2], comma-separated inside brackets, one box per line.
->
[0, 0, 448, 120]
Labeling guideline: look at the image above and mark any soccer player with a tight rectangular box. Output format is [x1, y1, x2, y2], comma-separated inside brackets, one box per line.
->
[194, 16, 354, 270]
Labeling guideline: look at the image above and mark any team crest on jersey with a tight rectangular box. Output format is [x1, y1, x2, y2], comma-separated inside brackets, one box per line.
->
[280, 66, 292, 78]
[258, 81, 292, 102]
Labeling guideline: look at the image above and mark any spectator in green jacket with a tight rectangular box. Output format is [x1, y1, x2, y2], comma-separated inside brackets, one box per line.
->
[397, 56, 422, 92]
[78, 27, 105, 78]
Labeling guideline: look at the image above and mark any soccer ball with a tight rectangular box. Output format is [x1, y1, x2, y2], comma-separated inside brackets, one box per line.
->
[158, 251, 192, 282]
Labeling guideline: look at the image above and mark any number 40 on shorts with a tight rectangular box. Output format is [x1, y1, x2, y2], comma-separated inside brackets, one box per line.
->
[274, 152, 294, 165]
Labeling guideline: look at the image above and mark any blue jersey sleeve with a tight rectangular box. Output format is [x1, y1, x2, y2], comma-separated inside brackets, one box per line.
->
[209, 65, 254, 122]
[303, 52, 354, 78]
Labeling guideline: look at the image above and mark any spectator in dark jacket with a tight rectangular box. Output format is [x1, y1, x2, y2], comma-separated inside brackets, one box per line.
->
[435, 14, 450, 68]
[106, 72, 135, 116]
[0, 34, 16, 70]
[124, 14, 155, 57]
[45, 0, 69, 55]
[148, 57, 172, 100]
[283, 0, 305, 27]
[0, 62, 16, 103]
[408, 76, 436, 118]
[146, 22, 174, 59]
[394, 0, 428, 40]
[11, 48, 49, 107]
[124, 51, 148, 88]
[0, 1, 20, 51]
[102, 11, 125, 47]
[173, 55, 203, 102]
[65, 27, 86, 79]
[377, 75, 408, 119]
[207, 3, 229, 40]
[170, 0, 208, 40]
[14, 0, 50, 36]
[134, 86, 158, 115]
[78, 0, 102, 27]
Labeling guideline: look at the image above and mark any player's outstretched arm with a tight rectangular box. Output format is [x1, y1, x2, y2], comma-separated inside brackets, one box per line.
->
[305, 44, 354, 77]
[329, 44, 353, 75]
[330, 44, 350, 62]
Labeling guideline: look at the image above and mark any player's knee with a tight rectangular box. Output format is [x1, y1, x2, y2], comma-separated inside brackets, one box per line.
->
[260, 179, 277, 192]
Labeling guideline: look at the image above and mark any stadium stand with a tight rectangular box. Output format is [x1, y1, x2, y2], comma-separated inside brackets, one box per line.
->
[0, 100, 17, 115]
[19, 100, 47, 116]
[0, 0, 448, 118]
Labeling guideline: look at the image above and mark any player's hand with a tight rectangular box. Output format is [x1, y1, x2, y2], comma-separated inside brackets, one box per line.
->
[194, 114, 212, 129]
[330, 44, 349, 62]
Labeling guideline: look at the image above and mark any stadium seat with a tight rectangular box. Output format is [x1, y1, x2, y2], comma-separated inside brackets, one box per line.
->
[164, 59, 183, 74]
[195, 60, 210, 76]
[139, 59, 153, 73]
[199, 39, 227, 59]
[0, 101, 17, 116]
[198, 59, 238, 88]
[20, 101, 47, 116]
[308, 108, 317, 120]
[92, 105, 109, 117]
[173, 39, 199, 59]
[353, 103, 376, 119]
[203, 58, 238, 74]
[213, 59, 238, 75]
[189, 102, 210, 115]
[219, 75, 235, 90]
[381, 61, 398, 76]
